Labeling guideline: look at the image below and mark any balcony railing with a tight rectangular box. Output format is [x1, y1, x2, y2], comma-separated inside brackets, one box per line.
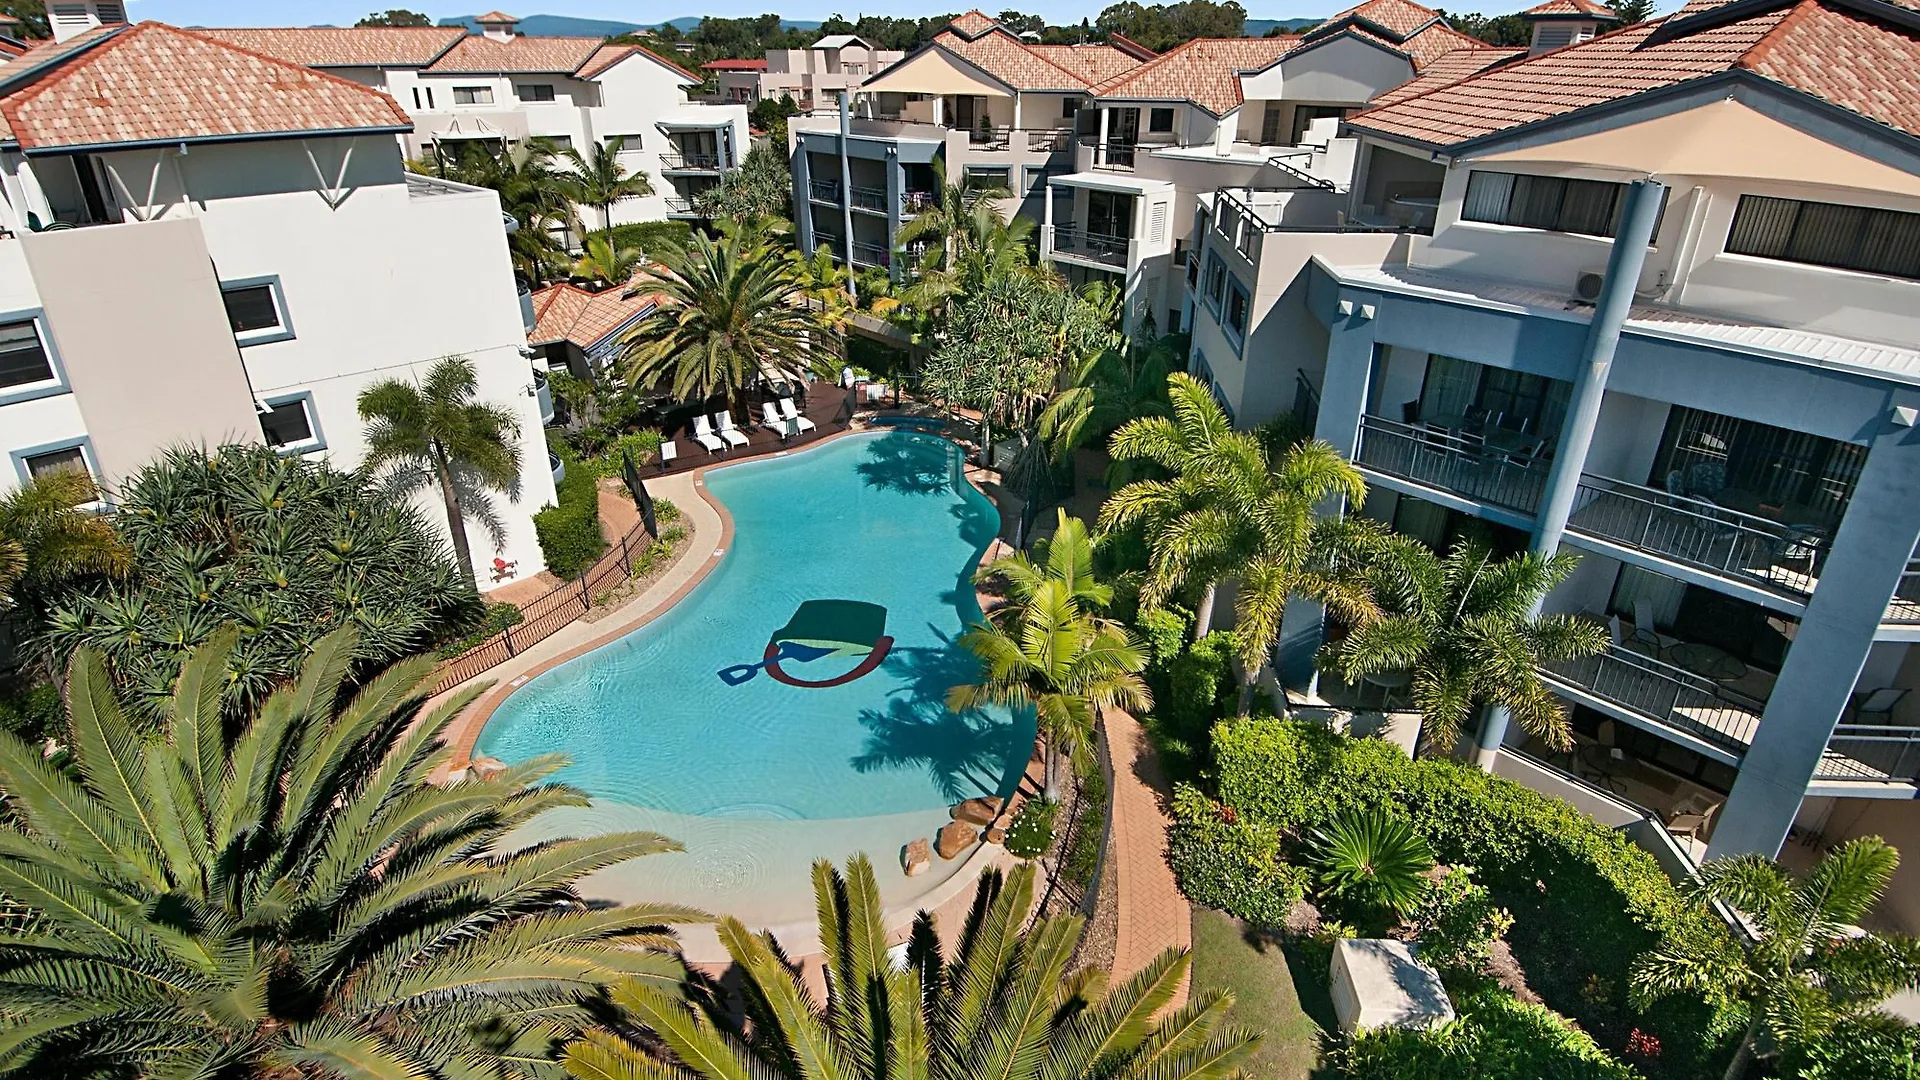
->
[1820, 725, 1920, 786]
[1888, 561, 1920, 623]
[1542, 644, 1766, 758]
[663, 196, 697, 215]
[849, 185, 888, 213]
[902, 190, 937, 216]
[809, 178, 841, 203]
[1080, 136, 1136, 170]
[1568, 478, 1827, 600]
[532, 367, 554, 425]
[1354, 415, 1547, 518]
[659, 148, 722, 171]
[1050, 226, 1130, 268]
[850, 241, 889, 268]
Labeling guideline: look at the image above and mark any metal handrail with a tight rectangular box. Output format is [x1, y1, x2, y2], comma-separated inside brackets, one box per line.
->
[659, 149, 722, 170]
[1214, 186, 1417, 236]
[1050, 226, 1129, 267]
[1354, 414, 1549, 518]
[1079, 136, 1137, 170]
[850, 241, 888, 267]
[849, 185, 888, 212]
[663, 196, 696, 214]
[809, 178, 841, 203]
[1567, 476, 1828, 599]
[1541, 642, 1765, 757]
[1262, 154, 1334, 190]
[1821, 725, 1920, 784]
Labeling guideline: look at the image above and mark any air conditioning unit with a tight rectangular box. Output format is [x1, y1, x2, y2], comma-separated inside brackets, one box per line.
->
[1572, 268, 1607, 304]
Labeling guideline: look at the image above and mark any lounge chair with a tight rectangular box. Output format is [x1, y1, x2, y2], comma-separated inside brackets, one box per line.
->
[690, 415, 727, 454]
[779, 397, 817, 433]
[761, 402, 793, 440]
[714, 411, 749, 448]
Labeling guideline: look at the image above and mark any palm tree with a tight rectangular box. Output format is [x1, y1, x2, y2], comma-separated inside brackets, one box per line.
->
[895, 157, 1011, 275]
[1321, 535, 1607, 756]
[1037, 335, 1178, 465]
[1103, 373, 1380, 710]
[563, 134, 653, 237]
[790, 241, 857, 333]
[950, 573, 1150, 801]
[565, 856, 1258, 1080]
[0, 467, 125, 612]
[358, 355, 523, 586]
[618, 228, 830, 423]
[0, 626, 697, 1076]
[975, 507, 1111, 630]
[1631, 837, 1920, 1080]
[433, 139, 579, 284]
[572, 232, 644, 285]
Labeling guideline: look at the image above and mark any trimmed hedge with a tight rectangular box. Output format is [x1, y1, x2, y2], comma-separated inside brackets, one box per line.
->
[1336, 988, 1640, 1080]
[1167, 785, 1310, 925]
[533, 446, 606, 577]
[1177, 717, 1739, 1077]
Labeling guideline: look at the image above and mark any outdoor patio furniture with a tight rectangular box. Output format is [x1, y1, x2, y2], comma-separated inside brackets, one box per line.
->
[1631, 598, 1671, 651]
[760, 402, 795, 441]
[779, 397, 818, 433]
[1665, 801, 1719, 843]
[1362, 670, 1412, 710]
[713, 411, 750, 448]
[489, 557, 517, 583]
[690, 416, 727, 454]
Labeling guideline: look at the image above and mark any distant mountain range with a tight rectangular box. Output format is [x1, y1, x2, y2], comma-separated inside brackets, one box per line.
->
[438, 13, 1316, 39]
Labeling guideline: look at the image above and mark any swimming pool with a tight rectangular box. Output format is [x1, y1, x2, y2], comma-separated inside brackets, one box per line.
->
[475, 431, 1033, 926]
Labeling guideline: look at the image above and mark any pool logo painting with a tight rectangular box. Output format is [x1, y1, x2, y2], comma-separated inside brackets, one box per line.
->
[718, 599, 894, 688]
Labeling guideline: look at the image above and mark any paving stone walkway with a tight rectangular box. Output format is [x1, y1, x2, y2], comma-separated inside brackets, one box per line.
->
[1103, 707, 1192, 1009]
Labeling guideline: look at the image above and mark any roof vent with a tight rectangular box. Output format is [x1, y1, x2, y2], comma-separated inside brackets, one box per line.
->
[50, 1, 126, 43]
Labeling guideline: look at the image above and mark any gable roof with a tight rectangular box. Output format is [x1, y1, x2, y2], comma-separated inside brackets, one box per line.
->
[1309, 0, 1448, 39]
[1365, 45, 1525, 107]
[1028, 42, 1145, 85]
[1523, 0, 1624, 18]
[1347, 0, 1920, 151]
[0, 21, 411, 151]
[425, 32, 602, 74]
[195, 26, 466, 68]
[702, 57, 768, 71]
[1093, 36, 1298, 115]
[925, 10, 1146, 91]
[529, 280, 659, 350]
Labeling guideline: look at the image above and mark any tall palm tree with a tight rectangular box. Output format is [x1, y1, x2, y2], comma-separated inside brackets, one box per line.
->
[563, 134, 653, 237]
[895, 157, 1011, 275]
[950, 574, 1150, 801]
[565, 857, 1258, 1080]
[1103, 373, 1380, 710]
[358, 355, 523, 585]
[1631, 837, 1920, 1080]
[1037, 335, 1178, 465]
[572, 232, 644, 285]
[0, 626, 697, 1077]
[432, 139, 580, 284]
[1321, 535, 1607, 755]
[790, 241, 857, 333]
[975, 507, 1111, 630]
[0, 467, 125, 612]
[618, 228, 830, 423]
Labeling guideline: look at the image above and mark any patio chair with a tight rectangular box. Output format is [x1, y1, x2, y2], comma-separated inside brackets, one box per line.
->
[713, 411, 750, 448]
[760, 402, 793, 440]
[779, 397, 818, 433]
[690, 415, 727, 454]
[1665, 801, 1719, 844]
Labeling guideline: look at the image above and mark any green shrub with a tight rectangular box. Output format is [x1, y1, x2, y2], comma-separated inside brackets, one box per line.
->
[0, 677, 61, 742]
[1004, 799, 1055, 859]
[1204, 717, 1737, 1076]
[1135, 605, 1190, 669]
[1335, 988, 1640, 1080]
[1168, 785, 1311, 927]
[437, 602, 524, 658]
[1788, 1013, 1920, 1079]
[606, 220, 693, 253]
[1407, 865, 1512, 978]
[585, 430, 666, 479]
[1146, 629, 1236, 781]
[533, 446, 606, 577]
[1062, 752, 1107, 890]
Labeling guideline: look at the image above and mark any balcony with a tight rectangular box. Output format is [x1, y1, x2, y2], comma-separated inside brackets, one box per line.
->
[533, 367, 554, 426]
[548, 451, 565, 485]
[1888, 561, 1920, 625]
[809, 178, 841, 204]
[1353, 415, 1832, 605]
[1541, 642, 1765, 761]
[1822, 724, 1920, 788]
[658, 148, 723, 172]
[1049, 226, 1130, 270]
[850, 241, 888, 268]
[849, 185, 888, 214]
[902, 190, 937, 216]
[663, 196, 699, 217]
[1078, 136, 1136, 171]
[517, 277, 535, 335]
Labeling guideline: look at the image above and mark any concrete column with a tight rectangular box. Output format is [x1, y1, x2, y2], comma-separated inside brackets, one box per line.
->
[1709, 415, 1920, 859]
[1276, 311, 1376, 686]
[885, 147, 903, 284]
[792, 145, 814, 254]
[1042, 179, 1055, 266]
[1473, 179, 1666, 767]
[837, 91, 855, 275]
[1097, 108, 1111, 166]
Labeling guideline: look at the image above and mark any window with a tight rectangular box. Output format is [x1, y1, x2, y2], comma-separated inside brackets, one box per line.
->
[452, 86, 494, 105]
[1725, 194, 1920, 280]
[22, 445, 85, 480]
[1061, 95, 1082, 118]
[259, 393, 324, 454]
[1202, 252, 1226, 313]
[1535, 25, 1575, 49]
[1288, 105, 1348, 144]
[1461, 170, 1650, 238]
[516, 83, 555, 102]
[1223, 278, 1249, 348]
[0, 320, 54, 392]
[606, 133, 643, 151]
[1021, 165, 1050, 193]
[543, 135, 572, 150]
[963, 166, 1011, 191]
[1148, 107, 1174, 133]
[220, 279, 292, 345]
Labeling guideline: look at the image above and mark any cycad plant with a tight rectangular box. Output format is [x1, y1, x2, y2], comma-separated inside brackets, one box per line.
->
[1319, 535, 1607, 756]
[0, 626, 696, 1077]
[565, 856, 1259, 1080]
[1631, 837, 1920, 1080]
[1311, 808, 1437, 921]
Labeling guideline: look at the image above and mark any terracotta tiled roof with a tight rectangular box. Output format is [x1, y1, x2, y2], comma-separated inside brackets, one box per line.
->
[1312, 0, 1447, 39]
[1028, 43, 1146, 85]
[947, 10, 1000, 35]
[1398, 22, 1494, 67]
[0, 40, 23, 58]
[1348, 0, 1920, 149]
[1367, 45, 1525, 107]
[475, 11, 520, 21]
[0, 24, 118, 74]
[702, 57, 768, 70]
[529, 280, 659, 349]
[1094, 36, 1298, 115]
[426, 32, 602, 74]
[195, 26, 466, 68]
[0, 22, 411, 150]
[1523, 0, 1622, 17]
[932, 26, 1086, 90]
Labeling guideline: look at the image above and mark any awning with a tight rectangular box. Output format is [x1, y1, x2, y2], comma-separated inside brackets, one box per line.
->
[857, 46, 1013, 98]
[1467, 100, 1920, 199]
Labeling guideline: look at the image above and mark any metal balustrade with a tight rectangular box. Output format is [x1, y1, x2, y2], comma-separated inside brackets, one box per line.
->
[850, 241, 889, 267]
[902, 190, 937, 215]
[808, 178, 841, 203]
[849, 185, 888, 212]
[1820, 726, 1920, 785]
[1567, 478, 1827, 599]
[1050, 227, 1129, 268]
[658, 149, 722, 170]
[1888, 562, 1920, 623]
[1541, 644, 1765, 757]
[1079, 136, 1136, 170]
[1354, 415, 1548, 517]
[663, 196, 696, 215]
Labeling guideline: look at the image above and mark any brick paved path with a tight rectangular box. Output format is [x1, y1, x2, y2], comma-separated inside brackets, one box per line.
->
[1103, 707, 1191, 1009]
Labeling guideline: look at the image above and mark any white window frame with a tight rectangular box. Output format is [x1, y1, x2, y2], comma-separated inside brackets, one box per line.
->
[258, 390, 326, 456]
[515, 83, 556, 103]
[220, 276, 295, 347]
[0, 310, 67, 407]
[10, 435, 104, 505]
[452, 85, 495, 106]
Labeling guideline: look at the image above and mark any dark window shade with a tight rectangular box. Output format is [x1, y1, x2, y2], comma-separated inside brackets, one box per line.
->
[1225, 283, 1248, 336]
[516, 84, 555, 102]
[1727, 194, 1920, 280]
[1148, 107, 1174, 132]
[260, 400, 314, 448]
[24, 446, 85, 479]
[0, 320, 52, 389]
[1461, 170, 1641, 237]
[222, 286, 280, 334]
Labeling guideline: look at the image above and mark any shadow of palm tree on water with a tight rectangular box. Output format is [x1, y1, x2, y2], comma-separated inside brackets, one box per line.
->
[850, 627, 1036, 804]
[857, 432, 964, 499]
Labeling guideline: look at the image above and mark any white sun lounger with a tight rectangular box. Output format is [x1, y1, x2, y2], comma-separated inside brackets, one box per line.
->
[761, 401, 795, 440]
[779, 397, 817, 433]
[713, 411, 750, 448]
[690, 415, 727, 454]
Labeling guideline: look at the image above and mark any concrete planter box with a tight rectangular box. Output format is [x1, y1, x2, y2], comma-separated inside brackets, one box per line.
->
[1329, 938, 1454, 1034]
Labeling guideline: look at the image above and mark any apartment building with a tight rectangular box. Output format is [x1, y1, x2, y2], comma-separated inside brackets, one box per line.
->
[708, 36, 905, 110]
[0, 17, 557, 588]
[1185, 0, 1920, 924]
[203, 12, 750, 225]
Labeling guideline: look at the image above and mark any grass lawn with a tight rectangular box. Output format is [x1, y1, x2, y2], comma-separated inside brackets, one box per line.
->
[1189, 907, 1333, 1079]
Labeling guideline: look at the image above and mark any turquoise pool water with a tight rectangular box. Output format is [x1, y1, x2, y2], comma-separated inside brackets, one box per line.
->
[476, 432, 1032, 921]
